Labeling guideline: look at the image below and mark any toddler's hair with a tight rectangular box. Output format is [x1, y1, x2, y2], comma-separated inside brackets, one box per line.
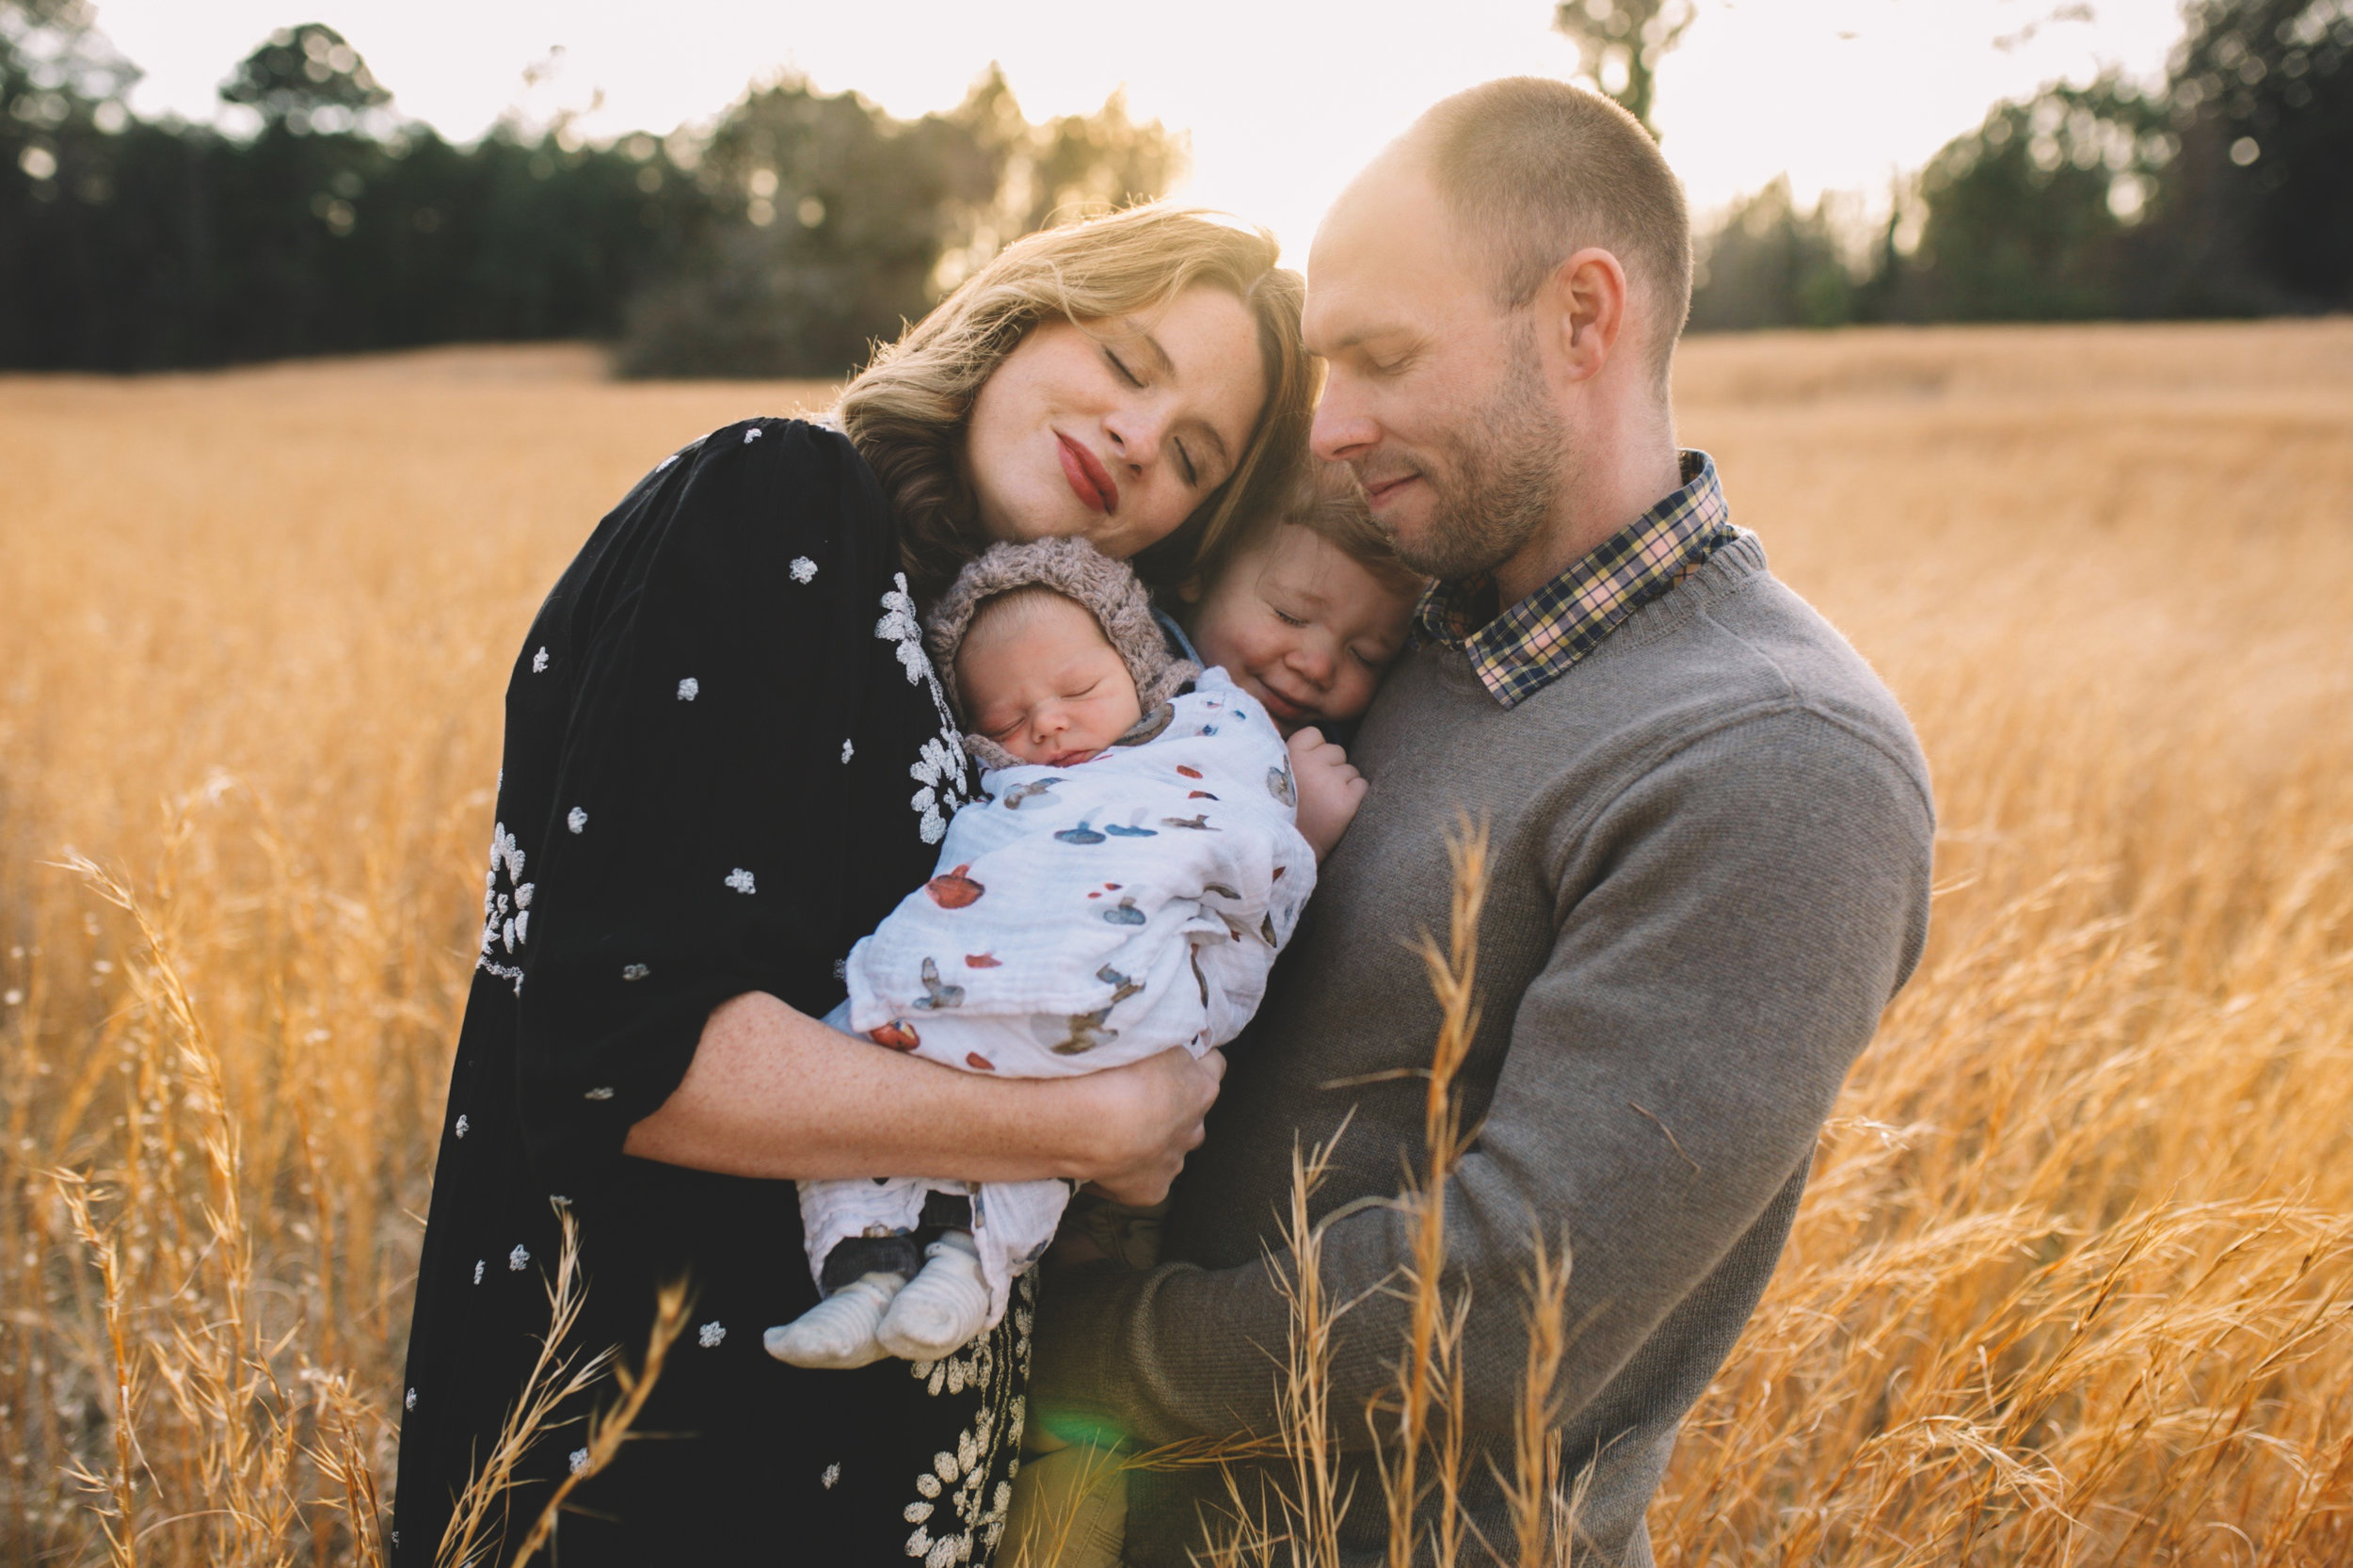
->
[1209, 460, 1427, 599]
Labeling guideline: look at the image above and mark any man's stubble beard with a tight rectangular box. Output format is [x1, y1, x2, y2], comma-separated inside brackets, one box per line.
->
[1383, 320, 1572, 584]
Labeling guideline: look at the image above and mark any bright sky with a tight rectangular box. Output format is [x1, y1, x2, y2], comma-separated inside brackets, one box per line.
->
[88, 0, 2190, 256]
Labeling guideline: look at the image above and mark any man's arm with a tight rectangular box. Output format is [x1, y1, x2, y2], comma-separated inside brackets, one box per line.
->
[1030, 706, 1934, 1444]
[624, 991, 1226, 1206]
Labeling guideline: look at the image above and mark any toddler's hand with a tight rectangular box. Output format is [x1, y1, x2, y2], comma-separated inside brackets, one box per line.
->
[1288, 728, 1368, 860]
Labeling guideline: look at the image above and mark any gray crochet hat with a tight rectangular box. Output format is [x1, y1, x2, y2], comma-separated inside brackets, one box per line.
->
[924, 537, 1199, 773]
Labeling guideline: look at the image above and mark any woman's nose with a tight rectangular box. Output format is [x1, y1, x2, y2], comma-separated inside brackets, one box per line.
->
[1102, 404, 1169, 472]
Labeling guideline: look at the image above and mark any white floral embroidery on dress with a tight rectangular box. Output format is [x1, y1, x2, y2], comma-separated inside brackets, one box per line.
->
[508, 1244, 530, 1271]
[874, 575, 932, 686]
[622, 964, 648, 981]
[532, 647, 550, 673]
[744, 425, 764, 443]
[725, 868, 757, 895]
[476, 824, 532, 994]
[569, 1448, 590, 1475]
[897, 1271, 1029, 1562]
[678, 676, 699, 700]
[833, 957, 848, 980]
[698, 1320, 727, 1348]
[567, 807, 587, 834]
[822, 1462, 841, 1490]
[455, 1114, 469, 1138]
[472, 1259, 484, 1284]
[907, 736, 962, 847]
[791, 556, 819, 584]
[840, 739, 855, 764]
[585, 1085, 616, 1099]
[405, 1387, 416, 1411]
[874, 574, 972, 846]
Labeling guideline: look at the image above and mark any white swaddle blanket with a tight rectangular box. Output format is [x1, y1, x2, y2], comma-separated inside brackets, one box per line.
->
[802, 666, 1315, 1323]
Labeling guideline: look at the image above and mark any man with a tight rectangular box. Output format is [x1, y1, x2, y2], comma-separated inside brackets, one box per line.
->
[1032, 78, 1935, 1566]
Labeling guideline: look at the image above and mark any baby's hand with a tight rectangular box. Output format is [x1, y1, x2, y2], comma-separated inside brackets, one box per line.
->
[1288, 728, 1368, 860]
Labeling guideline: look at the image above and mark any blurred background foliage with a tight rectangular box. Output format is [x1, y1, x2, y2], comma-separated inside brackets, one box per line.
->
[4, 0, 2347, 373]
[0, 2, 1178, 375]
[1677, 0, 2353, 329]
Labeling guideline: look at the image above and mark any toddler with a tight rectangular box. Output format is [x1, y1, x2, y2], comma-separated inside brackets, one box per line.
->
[766, 536, 1366, 1370]
[1180, 457, 1426, 742]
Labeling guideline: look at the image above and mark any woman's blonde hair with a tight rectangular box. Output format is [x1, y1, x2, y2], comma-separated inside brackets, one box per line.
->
[837, 204, 1315, 601]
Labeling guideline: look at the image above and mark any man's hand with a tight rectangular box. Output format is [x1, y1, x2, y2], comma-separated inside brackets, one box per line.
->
[1288, 727, 1369, 859]
[1064, 1046, 1226, 1206]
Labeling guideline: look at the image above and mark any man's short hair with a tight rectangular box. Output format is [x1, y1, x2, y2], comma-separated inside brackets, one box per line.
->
[1407, 77, 1693, 384]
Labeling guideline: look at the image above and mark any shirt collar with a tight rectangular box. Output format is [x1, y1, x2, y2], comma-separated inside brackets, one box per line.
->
[1413, 450, 1732, 709]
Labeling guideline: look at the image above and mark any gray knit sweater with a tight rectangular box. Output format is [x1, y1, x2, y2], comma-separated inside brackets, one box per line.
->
[1027, 532, 1936, 1566]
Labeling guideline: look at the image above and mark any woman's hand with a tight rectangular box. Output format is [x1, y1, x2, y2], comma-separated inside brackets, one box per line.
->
[1066, 1047, 1227, 1206]
[1288, 727, 1369, 860]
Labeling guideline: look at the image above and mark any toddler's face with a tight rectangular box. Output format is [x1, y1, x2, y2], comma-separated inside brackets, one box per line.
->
[1187, 524, 1417, 734]
[957, 595, 1144, 768]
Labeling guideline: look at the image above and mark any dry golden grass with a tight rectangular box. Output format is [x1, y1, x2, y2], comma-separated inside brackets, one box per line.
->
[4, 320, 2349, 1564]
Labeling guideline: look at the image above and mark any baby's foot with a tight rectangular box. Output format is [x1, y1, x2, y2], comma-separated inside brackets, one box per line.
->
[764, 1272, 904, 1369]
[876, 1231, 991, 1361]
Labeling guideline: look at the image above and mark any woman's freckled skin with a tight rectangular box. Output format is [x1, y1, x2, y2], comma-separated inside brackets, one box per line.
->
[961, 285, 1270, 560]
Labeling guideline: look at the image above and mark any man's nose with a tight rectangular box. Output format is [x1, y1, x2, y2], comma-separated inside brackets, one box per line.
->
[1310, 376, 1378, 464]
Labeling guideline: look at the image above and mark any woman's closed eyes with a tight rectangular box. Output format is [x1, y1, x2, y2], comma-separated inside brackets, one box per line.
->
[1105, 346, 1203, 488]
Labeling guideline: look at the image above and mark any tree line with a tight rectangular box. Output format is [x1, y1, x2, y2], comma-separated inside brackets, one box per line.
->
[7, 1, 2345, 373]
[1572, 0, 2353, 330]
[1, 3, 1176, 375]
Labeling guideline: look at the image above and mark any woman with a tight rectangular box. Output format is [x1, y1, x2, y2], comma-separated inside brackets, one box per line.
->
[391, 206, 1313, 1567]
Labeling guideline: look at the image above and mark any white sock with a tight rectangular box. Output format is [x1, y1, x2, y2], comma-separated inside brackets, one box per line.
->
[764, 1272, 905, 1369]
[875, 1231, 991, 1361]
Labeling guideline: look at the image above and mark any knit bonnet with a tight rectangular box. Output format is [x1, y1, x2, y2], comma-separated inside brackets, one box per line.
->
[923, 537, 1200, 773]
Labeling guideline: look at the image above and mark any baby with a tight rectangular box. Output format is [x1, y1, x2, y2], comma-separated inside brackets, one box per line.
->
[766, 536, 1369, 1371]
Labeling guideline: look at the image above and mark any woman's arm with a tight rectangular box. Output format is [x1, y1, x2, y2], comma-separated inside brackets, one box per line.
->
[622, 991, 1225, 1205]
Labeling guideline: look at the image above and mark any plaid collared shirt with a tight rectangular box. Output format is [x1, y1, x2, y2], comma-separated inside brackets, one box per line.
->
[1413, 449, 1734, 709]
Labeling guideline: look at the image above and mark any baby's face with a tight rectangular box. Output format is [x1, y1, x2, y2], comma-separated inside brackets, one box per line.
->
[957, 595, 1144, 768]
[1188, 524, 1418, 734]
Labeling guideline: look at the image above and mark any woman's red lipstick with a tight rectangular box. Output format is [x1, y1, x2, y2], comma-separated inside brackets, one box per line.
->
[1057, 433, 1118, 514]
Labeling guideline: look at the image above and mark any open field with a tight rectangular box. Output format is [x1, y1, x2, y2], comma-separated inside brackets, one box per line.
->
[4, 320, 2350, 1563]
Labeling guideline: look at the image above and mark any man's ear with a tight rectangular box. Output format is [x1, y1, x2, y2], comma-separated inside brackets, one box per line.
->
[1540, 246, 1628, 388]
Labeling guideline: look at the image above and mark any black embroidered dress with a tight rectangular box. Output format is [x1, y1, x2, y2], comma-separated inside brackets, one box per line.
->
[391, 420, 1030, 1568]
